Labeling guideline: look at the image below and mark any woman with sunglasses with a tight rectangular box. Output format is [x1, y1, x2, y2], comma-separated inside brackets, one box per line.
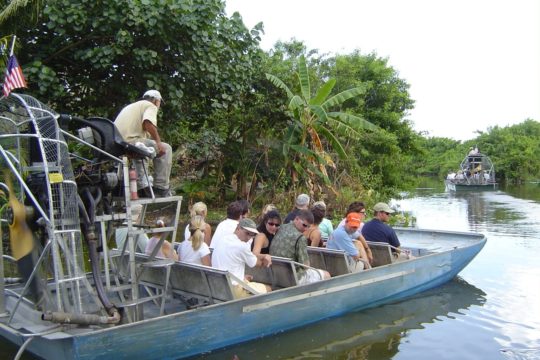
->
[252, 210, 282, 256]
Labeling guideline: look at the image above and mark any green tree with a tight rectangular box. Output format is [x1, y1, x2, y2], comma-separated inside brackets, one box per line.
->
[414, 136, 464, 177]
[475, 120, 540, 183]
[266, 55, 377, 194]
[414, 120, 540, 185]
[13, 0, 262, 133]
[329, 51, 421, 193]
[0, 0, 43, 32]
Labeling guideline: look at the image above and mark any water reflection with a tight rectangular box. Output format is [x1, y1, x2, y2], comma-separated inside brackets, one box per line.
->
[190, 278, 486, 360]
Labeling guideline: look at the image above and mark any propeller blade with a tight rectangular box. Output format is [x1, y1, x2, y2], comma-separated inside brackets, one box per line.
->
[5, 174, 34, 261]
[3, 173, 47, 307]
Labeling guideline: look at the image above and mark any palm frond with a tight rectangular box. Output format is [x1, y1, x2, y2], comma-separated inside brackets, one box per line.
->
[0, 0, 43, 27]
[0, 35, 13, 68]
[316, 125, 348, 159]
[303, 161, 331, 185]
[282, 124, 300, 157]
[290, 143, 318, 158]
[266, 73, 295, 99]
[328, 112, 377, 131]
[288, 95, 306, 112]
[310, 78, 336, 105]
[309, 104, 328, 124]
[297, 55, 310, 101]
[322, 85, 366, 110]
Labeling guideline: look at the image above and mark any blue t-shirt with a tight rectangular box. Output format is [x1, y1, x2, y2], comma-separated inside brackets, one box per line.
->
[327, 226, 359, 257]
[361, 219, 400, 248]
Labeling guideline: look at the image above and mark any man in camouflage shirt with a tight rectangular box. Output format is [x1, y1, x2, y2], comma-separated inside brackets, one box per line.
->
[270, 209, 330, 284]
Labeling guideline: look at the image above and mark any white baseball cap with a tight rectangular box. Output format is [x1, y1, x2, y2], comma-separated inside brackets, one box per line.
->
[143, 90, 164, 103]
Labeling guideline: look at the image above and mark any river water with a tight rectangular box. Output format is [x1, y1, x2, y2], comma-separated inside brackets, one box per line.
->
[192, 181, 540, 360]
[2, 182, 540, 359]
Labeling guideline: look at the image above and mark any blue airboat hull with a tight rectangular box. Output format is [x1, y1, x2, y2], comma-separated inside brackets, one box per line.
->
[1, 228, 485, 359]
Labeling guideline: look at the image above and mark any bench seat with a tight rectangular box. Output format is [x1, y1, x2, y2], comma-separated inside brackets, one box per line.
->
[307, 246, 350, 276]
[245, 256, 298, 289]
[366, 241, 394, 267]
[110, 251, 235, 304]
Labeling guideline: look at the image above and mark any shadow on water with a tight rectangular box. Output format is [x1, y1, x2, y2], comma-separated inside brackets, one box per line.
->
[188, 277, 486, 360]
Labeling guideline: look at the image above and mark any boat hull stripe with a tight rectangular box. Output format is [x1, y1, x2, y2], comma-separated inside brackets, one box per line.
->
[242, 270, 414, 312]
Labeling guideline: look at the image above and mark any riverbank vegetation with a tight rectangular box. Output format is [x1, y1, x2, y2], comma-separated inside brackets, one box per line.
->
[414, 120, 540, 184]
[1, 0, 539, 216]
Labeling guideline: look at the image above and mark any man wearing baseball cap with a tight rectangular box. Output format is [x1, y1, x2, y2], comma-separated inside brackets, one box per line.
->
[114, 89, 172, 197]
[212, 218, 273, 298]
[327, 212, 370, 272]
[283, 193, 310, 224]
[361, 202, 408, 260]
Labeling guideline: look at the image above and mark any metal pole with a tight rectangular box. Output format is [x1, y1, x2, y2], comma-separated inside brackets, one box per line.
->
[9, 35, 16, 56]
[0, 219, 6, 316]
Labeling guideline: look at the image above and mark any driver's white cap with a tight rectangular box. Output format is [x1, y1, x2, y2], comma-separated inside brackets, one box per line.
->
[143, 90, 164, 103]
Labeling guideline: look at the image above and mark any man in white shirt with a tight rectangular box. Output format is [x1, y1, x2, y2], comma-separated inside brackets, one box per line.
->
[212, 218, 272, 298]
[210, 201, 244, 249]
[114, 90, 172, 197]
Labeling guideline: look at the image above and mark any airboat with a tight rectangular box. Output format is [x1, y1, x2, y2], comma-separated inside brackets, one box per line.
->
[445, 150, 498, 191]
[0, 94, 485, 359]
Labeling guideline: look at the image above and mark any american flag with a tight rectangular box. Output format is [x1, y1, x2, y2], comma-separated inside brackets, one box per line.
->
[3, 55, 27, 97]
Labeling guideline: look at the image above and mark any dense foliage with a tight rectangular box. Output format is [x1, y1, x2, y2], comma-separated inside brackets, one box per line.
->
[5, 1, 536, 211]
[5, 0, 263, 128]
[415, 120, 540, 184]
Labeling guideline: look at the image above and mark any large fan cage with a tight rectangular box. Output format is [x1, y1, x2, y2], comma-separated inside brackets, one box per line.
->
[0, 93, 87, 314]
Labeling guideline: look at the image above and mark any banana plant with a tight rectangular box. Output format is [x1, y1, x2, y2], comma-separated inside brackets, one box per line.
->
[0, 0, 43, 30]
[266, 55, 377, 192]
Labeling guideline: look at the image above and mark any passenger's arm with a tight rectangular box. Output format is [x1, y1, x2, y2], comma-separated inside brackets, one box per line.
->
[255, 254, 272, 268]
[201, 254, 211, 267]
[204, 223, 212, 246]
[162, 240, 178, 261]
[357, 234, 373, 264]
[252, 233, 268, 256]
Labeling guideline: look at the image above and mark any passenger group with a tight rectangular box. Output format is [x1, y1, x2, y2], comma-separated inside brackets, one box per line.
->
[143, 194, 406, 299]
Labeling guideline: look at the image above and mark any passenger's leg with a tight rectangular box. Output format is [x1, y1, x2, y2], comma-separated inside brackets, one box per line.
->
[298, 268, 330, 285]
[353, 240, 372, 269]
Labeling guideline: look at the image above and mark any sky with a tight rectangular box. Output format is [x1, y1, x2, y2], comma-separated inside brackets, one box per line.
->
[225, 0, 540, 141]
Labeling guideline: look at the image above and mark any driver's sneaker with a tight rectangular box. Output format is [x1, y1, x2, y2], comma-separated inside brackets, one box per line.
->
[137, 187, 152, 198]
[152, 187, 173, 197]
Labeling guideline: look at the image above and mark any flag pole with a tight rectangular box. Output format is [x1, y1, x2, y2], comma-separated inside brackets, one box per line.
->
[9, 35, 16, 57]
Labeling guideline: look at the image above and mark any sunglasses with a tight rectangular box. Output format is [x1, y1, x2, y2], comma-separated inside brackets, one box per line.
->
[359, 211, 366, 214]
[267, 222, 280, 227]
[384, 212, 391, 215]
[300, 222, 310, 228]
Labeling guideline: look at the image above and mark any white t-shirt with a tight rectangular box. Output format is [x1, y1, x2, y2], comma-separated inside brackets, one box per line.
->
[178, 240, 210, 265]
[210, 218, 238, 249]
[114, 100, 158, 142]
[145, 236, 166, 258]
[211, 233, 257, 285]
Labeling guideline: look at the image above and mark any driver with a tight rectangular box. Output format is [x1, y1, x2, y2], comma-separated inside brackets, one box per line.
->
[114, 90, 172, 197]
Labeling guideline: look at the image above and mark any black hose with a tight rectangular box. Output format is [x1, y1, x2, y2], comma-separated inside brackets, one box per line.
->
[77, 195, 90, 226]
[78, 190, 119, 317]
